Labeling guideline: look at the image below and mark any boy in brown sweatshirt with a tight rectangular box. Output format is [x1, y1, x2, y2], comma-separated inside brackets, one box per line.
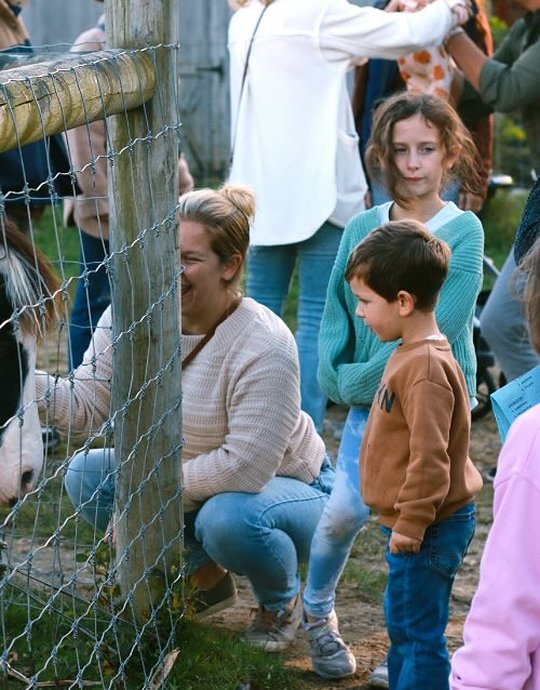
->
[345, 219, 482, 690]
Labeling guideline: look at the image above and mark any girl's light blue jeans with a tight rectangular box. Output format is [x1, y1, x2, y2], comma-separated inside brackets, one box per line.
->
[303, 406, 371, 618]
[246, 221, 343, 432]
[64, 449, 335, 610]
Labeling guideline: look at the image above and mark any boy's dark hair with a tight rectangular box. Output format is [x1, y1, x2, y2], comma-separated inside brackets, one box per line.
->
[345, 220, 451, 311]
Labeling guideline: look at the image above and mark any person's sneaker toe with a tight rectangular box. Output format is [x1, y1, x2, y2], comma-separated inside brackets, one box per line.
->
[369, 656, 389, 688]
[245, 593, 302, 652]
[305, 610, 356, 679]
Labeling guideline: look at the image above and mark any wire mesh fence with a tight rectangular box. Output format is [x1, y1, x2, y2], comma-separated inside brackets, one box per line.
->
[0, 6, 185, 687]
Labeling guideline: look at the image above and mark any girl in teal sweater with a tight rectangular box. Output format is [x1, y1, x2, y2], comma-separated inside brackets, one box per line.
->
[302, 92, 484, 683]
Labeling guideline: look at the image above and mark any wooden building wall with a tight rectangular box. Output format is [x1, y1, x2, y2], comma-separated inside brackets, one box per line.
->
[20, 0, 233, 182]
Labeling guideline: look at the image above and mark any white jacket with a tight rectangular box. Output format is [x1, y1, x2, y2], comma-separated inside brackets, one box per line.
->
[228, 0, 461, 246]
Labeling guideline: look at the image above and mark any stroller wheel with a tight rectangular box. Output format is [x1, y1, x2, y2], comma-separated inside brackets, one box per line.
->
[472, 368, 497, 422]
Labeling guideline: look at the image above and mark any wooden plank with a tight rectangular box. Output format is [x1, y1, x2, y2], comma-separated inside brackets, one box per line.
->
[0, 50, 156, 153]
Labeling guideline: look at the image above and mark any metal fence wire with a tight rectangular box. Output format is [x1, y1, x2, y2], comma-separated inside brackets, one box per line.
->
[0, 21, 185, 689]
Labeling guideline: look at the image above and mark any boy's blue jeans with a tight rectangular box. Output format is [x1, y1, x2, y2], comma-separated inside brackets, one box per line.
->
[246, 221, 342, 432]
[381, 503, 476, 690]
[64, 448, 335, 610]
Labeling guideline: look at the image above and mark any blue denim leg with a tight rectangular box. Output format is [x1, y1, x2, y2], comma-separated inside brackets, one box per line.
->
[64, 448, 217, 572]
[246, 244, 296, 316]
[295, 221, 342, 431]
[69, 232, 111, 369]
[246, 222, 342, 432]
[479, 247, 540, 381]
[382, 503, 476, 690]
[64, 448, 116, 533]
[193, 466, 334, 611]
[64, 448, 334, 609]
[303, 407, 371, 618]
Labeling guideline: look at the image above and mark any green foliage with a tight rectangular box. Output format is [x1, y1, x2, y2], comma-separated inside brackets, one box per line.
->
[492, 114, 532, 189]
[489, 15, 509, 51]
[30, 206, 81, 301]
[481, 187, 529, 269]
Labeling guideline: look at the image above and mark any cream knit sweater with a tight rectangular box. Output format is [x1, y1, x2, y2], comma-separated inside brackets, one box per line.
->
[36, 299, 325, 511]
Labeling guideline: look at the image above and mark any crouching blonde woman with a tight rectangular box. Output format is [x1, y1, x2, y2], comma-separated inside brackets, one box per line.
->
[36, 184, 334, 652]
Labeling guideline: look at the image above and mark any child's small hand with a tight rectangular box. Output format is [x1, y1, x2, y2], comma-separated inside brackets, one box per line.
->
[389, 531, 422, 554]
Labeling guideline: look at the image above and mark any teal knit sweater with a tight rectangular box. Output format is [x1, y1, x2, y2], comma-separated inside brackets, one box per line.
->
[318, 207, 484, 406]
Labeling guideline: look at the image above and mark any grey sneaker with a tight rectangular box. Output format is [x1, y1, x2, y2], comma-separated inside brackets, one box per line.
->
[245, 593, 302, 652]
[369, 656, 389, 688]
[305, 610, 356, 679]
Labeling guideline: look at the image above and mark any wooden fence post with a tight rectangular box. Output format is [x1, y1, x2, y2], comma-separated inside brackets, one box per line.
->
[0, 51, 156, 152]
[106, 0, 183, 622]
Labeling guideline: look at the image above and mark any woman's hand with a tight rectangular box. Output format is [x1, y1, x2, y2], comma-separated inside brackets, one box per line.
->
[445, 0, 473, 27]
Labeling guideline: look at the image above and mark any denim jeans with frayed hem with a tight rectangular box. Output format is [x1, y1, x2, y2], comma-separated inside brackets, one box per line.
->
[68, 232, 110, 370]
[64, 449, 335, 610]
[246, 221, 342, 432]
[382, 503, 476, 690]
[303, 406, 371, 618]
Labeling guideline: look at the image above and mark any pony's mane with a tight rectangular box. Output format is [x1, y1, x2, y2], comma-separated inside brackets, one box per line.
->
[0, 219, 61, 339]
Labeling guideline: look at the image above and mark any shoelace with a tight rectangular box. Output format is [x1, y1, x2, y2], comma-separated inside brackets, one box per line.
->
[313, 630, 343, 655]
[250, 605, 289, 632]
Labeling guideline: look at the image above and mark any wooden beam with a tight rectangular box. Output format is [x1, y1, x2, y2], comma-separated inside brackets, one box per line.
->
[0, 50, 156, 153]
[106, 1, 183, 624]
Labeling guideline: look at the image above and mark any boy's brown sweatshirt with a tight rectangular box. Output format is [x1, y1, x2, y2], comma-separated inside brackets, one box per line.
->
[360, 338, 483, 541]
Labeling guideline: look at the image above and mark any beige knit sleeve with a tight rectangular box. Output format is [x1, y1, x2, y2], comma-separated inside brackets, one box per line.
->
[36, 308, 113, 433]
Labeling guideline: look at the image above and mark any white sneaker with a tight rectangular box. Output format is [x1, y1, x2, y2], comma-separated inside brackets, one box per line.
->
[305, 609, 356, 679]
[369, 656, 389, 688]
[245, 593, 302, 652]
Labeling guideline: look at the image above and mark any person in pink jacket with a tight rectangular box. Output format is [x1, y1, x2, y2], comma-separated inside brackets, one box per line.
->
[450, 237, 540, 690]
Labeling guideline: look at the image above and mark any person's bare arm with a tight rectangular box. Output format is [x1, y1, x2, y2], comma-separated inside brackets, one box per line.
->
[446, 29, 489, 91]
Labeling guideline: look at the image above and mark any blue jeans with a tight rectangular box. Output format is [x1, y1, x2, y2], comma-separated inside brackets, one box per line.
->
[69, 232, 110, 369]
[479, 247, 540, 381]
[64, 449, 334, 610]
[303, 406, 371, 618]
[247, 221, 343, 432]
[382, 503, 476, 690]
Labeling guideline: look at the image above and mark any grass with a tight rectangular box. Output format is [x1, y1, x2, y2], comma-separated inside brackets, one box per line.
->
[167, 623, 302, 690]
[1, 579, 301, 690]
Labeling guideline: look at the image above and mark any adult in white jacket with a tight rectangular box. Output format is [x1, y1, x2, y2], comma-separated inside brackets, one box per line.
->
[228, 0, 473, 433]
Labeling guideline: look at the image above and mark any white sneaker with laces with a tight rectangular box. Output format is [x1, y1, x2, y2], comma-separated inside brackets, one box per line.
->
[304, 609, 356, 679]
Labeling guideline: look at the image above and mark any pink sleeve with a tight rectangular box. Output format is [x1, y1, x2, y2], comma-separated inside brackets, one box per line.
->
[450, 417, 540, 689]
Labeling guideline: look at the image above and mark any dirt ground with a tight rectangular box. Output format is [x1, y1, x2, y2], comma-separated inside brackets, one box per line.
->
[209, 404, 502, 689]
